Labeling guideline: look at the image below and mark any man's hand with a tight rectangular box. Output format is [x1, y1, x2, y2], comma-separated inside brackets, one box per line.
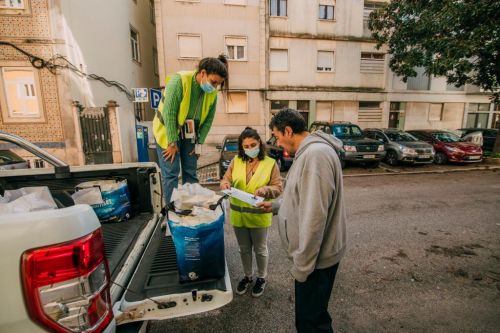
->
[220, 182, 231, 191]
[254, 187, 267, 197]
[162, 145, 178, 163]
[256, 201, 273, 213]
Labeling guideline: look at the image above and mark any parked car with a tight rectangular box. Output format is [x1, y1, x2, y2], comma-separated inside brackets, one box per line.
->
[0, 131, 232, 333]
[364, 128, 435, 166]
[0, 149, 30, 170]
[217, 134, 239, 178]
[266, 135, 293, 171]
[310, 121, 385, 167]
[458, 128, 499, 152]
[407, 130, 483, 164]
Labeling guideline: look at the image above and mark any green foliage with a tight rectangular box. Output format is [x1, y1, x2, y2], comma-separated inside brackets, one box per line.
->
[369, 0, 500, 101]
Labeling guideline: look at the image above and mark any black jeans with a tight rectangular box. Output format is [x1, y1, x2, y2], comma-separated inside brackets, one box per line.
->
[295, 263, 340, 333]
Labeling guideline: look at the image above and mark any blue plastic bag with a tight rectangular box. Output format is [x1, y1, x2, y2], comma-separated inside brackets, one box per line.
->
[167, 208, 225, 283]
[75, 179, 131, 223]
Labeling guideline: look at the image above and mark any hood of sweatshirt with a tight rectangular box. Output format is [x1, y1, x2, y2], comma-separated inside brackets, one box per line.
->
[294, 131, 343, 160]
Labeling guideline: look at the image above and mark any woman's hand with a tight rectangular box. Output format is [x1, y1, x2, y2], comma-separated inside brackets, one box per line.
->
[254, 187, 267, 197]
[189, 148, 200, 159]
[220, 182, 231, 191]
[256, 201, 273, 213]
[162, 145, 178, 163]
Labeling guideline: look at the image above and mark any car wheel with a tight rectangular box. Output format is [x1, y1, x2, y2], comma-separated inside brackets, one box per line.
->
[385, 150, 398, 166]
[434, 152, 448, 165]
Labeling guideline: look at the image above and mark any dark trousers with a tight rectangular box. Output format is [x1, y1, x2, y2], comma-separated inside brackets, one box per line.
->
[155, 139, 198, 204]
[295, 263, 340, 333]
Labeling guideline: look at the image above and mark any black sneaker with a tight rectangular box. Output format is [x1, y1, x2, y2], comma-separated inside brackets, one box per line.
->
[252, 278, 266, 297]
[236, 276, 253, 295]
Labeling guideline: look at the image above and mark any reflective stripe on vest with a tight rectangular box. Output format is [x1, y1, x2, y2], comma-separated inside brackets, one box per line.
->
[229, 156, 275, 228]
[152, 70, 217, 149]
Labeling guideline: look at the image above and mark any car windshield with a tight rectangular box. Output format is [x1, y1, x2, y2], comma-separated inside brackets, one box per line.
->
[224, 140, 239, 151]
[331, 125, 363, 138]
[431, 132, 462, 143]
[386, 132, 418, 142]
[0, 150, 24, 166]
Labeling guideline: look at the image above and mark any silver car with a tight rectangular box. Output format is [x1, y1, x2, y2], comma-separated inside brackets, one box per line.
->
[364, 129, 435, 166]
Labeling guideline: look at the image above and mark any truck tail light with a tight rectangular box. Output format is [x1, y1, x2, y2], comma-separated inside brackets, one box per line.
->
[21, 229, 113, 333]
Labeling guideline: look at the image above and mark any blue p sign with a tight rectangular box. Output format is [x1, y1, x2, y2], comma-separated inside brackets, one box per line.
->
[150, 88, 162, 109]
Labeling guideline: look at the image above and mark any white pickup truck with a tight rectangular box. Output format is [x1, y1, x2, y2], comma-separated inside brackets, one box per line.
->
[0, 132, 232, 333]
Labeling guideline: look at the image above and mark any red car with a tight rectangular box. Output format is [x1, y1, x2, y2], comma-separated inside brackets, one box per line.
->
[407, 130, 483, 164]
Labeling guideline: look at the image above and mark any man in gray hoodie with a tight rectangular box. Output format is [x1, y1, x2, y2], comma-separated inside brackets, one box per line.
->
[258, 108, 346, 333]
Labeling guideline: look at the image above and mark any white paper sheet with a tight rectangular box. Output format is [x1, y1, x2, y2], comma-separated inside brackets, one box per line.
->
[222, 187, 264, 207]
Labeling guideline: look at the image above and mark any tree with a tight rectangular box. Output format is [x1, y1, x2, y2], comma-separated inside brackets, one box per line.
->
[369, 0, 500, 153]
[369, 0, 500, 101]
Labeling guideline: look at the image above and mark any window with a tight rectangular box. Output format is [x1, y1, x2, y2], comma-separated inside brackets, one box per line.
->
[429, 103, 443, 121]
[225, 36, 247, 61]
[358, 101, 382, 122]
[270, 0, 287, 17]
[0, 67, 44, 122]
[363, 1, 384, 33]
[360, 52, 384, 73]
[297, 100, 310, 111]
[224, 0, 246, 5]
[446, 83, 464, 91]
[359, 101, 381, 109]
[178, 34, 202, 59]
[130, 27, 140, 62]
[318, 5, 334, 20]
[269, 49, 288, 71]
[317, 51, 334, 72]
[407, 67, 431, 90]
[468, 103, 490, 112]
[149, 0, 155, 24]
[226, 91, 248, 113]
[390, 102, 406, 111]
[152, 48, 159, 76]
[271, 100, 289, 112]
[0, 0, 24, 8]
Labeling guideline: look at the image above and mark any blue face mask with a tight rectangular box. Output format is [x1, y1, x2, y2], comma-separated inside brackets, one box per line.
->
[244, 146, 260, 159]
[201, 78, 216, 93]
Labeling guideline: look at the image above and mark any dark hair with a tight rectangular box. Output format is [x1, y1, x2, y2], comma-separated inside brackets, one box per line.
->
[198, 54, 229, 90]
[238, 127, 266, 161]
[269, 108, 308, 134]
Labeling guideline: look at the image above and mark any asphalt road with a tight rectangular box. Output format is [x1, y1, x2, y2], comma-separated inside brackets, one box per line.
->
[149, 170, 500, 333]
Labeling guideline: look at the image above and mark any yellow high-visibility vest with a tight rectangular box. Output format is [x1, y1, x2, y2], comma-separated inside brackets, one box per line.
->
[229, 156, 275, 228]
[153, 70, 217, 148]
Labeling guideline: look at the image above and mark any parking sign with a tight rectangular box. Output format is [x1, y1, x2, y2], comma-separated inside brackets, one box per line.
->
[133, 88, 149, 102]
[150, 88, 162, 109]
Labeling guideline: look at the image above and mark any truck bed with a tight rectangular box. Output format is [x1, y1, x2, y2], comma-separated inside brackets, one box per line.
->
[102, 214, 152, 278]
[124, 221, 227, 303]
[0, 166, 157, 281]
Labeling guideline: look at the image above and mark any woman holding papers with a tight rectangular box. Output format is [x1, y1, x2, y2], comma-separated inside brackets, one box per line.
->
[220, 127, 282, 297]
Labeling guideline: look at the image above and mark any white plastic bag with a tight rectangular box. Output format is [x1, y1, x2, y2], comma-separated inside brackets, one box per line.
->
[71, 187, 104, 206]
[171, 183, 220, 211]
[0, 187, 58, 214]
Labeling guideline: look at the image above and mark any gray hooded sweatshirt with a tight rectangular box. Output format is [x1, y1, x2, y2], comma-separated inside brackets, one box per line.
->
[273, 131, 347, 282]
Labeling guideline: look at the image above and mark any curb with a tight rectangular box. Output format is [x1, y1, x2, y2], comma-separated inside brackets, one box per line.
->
[343, 165, 500, 177]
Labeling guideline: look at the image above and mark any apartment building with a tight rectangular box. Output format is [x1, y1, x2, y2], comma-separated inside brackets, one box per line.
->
[0, 0, 158, 165]
[267, 0, 497, 132]
[155, 0, 268, 150]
